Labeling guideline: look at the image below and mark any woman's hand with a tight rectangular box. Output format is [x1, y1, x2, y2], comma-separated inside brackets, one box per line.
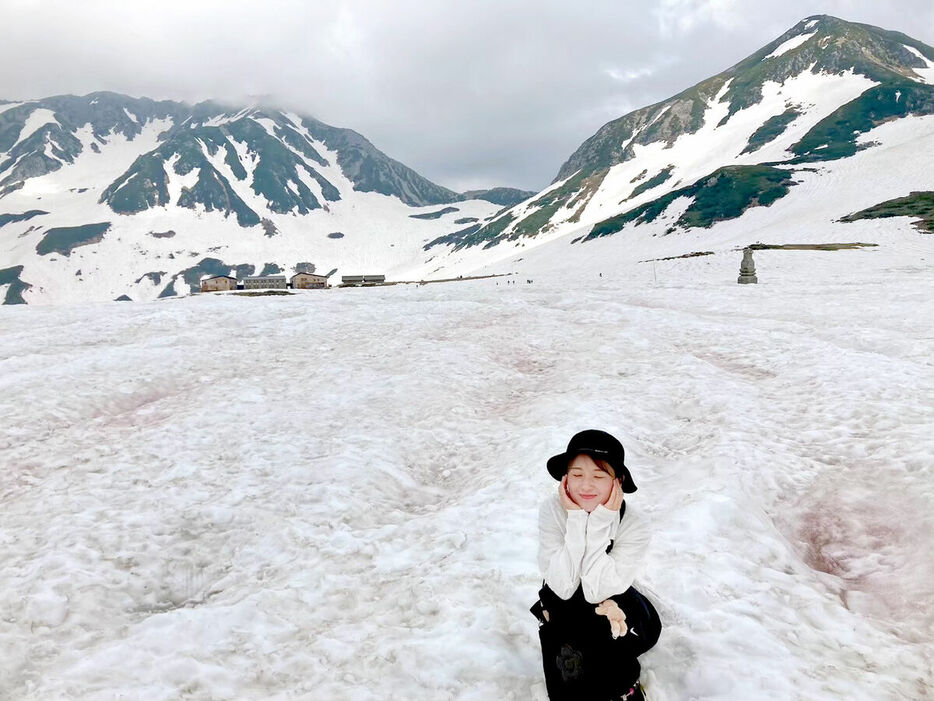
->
[603, 479, 623, 511]
[595, 599, 628, 639]
[559, 475, 581, 511]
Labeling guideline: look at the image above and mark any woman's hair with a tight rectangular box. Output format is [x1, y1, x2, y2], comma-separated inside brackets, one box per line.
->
[568, 454, 617, 480]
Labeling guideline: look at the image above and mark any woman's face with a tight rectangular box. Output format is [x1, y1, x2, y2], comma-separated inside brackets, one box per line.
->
[565, 454, 615, 512]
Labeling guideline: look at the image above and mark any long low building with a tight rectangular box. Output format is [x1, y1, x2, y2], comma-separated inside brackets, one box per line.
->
[242, 275, 287, 289]
[341, 274, 386, 286]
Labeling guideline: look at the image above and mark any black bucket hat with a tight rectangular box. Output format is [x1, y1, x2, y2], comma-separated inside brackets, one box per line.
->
[546, 429, 637, 493]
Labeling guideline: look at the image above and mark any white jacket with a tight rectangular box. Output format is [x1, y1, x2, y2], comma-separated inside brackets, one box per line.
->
[538, 494, 651, 604]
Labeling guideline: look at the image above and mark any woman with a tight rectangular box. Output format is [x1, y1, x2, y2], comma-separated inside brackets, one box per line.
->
[532, 429, 661, 700]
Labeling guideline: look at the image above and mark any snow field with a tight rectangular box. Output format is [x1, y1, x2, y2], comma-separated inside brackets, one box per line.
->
[765, 31, 818, 60]
[8, 108, 59, 152]
[1, 255, 932, 699]
[0, 101, 25, 117]
[904, 45, 934, 84]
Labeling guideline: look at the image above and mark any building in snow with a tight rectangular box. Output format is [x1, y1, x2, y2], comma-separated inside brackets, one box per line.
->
[341, 274, 386, 287]
[290, 272, 328, 289]
[200, 275, 237, 292]
[242, 275, 287, 290]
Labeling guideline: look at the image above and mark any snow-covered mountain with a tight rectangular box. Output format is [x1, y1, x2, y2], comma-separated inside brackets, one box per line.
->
[0, 94, 532, 304]
[4, 14, 934, 305]
[427, 14, 934, 277]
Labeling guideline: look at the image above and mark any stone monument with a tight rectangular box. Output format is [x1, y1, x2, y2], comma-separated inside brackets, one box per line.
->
[737, 248, 758, 284]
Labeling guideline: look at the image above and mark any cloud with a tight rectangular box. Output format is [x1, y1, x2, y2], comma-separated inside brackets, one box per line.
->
[605, 66, 659, 84]
[0, 0, 932, 192]
[654, 0, 745, 37]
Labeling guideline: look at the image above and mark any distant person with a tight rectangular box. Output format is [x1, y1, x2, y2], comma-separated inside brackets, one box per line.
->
[532, 430, 661, 700]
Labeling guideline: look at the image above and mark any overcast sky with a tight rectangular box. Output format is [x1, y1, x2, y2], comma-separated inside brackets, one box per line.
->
[1, 0, 933, 192]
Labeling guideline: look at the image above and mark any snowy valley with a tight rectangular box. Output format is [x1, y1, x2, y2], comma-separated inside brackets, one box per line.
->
[2, 11, 934, 701]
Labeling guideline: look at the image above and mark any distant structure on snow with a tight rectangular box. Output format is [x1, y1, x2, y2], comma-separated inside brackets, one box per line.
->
[291, 272, 328, 289]
[200, 275, 237, 292]
[198, 270, 388, 293]
[242, 275, 288, 290]
[341, 274, 386, 287]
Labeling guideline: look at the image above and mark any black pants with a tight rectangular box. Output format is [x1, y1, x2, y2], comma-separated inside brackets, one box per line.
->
[538, 627, 640, 700]
[533, 585, 660, 701]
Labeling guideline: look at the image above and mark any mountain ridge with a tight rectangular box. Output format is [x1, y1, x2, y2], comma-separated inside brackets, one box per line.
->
[443, 14, 934, 253]
[555, 15, 934, 184]
[0, 94, 512, 303]
[0, 92, 527, 210]
[3, 15, 934, 304]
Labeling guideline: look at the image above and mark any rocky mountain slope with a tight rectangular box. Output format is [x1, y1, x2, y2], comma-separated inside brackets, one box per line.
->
[0, 94, 532, 303]
[432, 15, 934, 262]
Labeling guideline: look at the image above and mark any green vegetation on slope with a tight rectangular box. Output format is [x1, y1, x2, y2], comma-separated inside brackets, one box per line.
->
[456, 188, 536, 207]
[425, 212, 517, 251]
[299, 115, 459, 207]
[840, 191, 934, 232]
[461, 213, 516, 250]
[0, 210, 48, 228]
[748, 242, 878, 250]
[0, 104, 40, 152]
[627, 166, 674, 201]
[36, 222, 111, 256]
[101, 127, 261, 226]
[0, 265, 31, 304]
[102, 154, 171, 213]
[409, 207, 459, 220]
[588, 165, 796, 239]
[459, 170, 592, 248]
[680, 165, 796, 230]
[0, 121, 83, 193]
[428, 169, 595, 251]
[227, 117, 339, 214]
[791, 83, 934, 161]
[742, 108, 801, 154]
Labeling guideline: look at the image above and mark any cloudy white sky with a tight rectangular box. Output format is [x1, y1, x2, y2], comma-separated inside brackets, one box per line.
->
[1, 0, 933, 192]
